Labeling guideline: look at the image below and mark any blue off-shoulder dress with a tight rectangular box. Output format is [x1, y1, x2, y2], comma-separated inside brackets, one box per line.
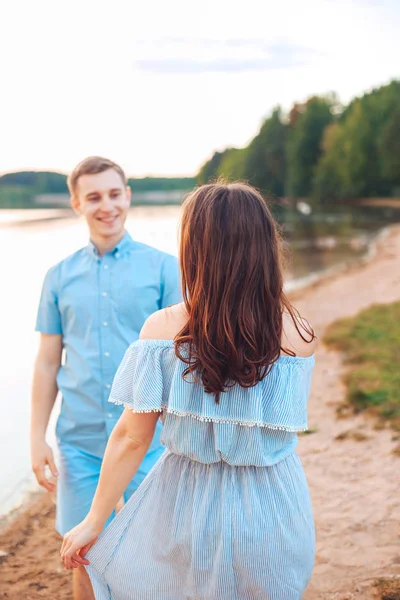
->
[86, 339, 316, 600]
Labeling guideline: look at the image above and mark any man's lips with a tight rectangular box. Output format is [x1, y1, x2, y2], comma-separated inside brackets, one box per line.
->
[97, 216, 119, 223]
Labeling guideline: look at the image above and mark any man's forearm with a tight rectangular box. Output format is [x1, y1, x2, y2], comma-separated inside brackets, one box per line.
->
[30, 364, 59, 441]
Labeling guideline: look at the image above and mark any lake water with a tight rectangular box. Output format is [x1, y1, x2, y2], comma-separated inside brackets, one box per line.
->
[0, 204, 399, 519]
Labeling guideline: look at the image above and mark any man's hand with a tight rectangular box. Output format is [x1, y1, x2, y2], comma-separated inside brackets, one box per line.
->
[31, 439, 58, 492]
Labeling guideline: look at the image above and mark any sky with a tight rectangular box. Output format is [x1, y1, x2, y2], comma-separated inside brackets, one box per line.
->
[0, 0, 399, 177]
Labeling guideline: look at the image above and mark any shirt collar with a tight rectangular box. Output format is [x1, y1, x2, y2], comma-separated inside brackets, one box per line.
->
[87, 232, 135, 260]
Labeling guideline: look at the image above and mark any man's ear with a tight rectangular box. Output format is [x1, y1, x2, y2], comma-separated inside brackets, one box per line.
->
[71, 195, 81, 215]
[126, 186, 132, 204]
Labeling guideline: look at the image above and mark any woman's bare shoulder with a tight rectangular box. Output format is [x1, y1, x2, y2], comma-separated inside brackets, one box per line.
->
[139, 303, 188, 340]
[281, 311, 318, 358]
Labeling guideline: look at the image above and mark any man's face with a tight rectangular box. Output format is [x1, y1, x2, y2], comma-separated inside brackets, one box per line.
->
[71, 169, 131, 240]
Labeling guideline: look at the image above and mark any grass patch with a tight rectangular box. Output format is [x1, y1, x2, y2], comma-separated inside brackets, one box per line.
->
[324, 302, 400, 430]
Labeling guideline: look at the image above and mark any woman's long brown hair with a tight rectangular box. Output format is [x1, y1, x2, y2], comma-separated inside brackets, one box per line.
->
[175, 182, 314, 402]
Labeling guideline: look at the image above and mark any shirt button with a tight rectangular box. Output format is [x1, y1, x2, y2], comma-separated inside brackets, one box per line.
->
[107, 413, 113, 418]
[103, 321, 108, 327]
[104, 351, 110, 357]
[115, 252, 120, 259]
[102, 292, 108, 297]
[106, 384, 111, 389]
[104, 265, 109, 270]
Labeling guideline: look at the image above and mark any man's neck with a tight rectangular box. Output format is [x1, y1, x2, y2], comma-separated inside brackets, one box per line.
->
[90, 230, 126, 257]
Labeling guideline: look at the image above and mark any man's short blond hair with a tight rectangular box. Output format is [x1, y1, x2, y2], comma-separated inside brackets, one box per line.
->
[67, 156, 128, 196]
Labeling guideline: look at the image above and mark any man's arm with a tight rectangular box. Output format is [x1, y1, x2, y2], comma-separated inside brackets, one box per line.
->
[160, 254, 182, 308]
[30, 333, 62, 492]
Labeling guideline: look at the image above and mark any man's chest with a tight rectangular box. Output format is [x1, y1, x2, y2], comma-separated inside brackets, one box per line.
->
[58, 259, 162, 333]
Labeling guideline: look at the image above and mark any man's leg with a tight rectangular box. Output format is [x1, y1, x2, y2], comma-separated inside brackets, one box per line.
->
[56, 443, 114, 600]
[73, 566, 95, 600]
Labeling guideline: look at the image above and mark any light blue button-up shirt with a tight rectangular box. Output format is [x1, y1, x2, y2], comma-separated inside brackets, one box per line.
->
[36, 232, 181, 458]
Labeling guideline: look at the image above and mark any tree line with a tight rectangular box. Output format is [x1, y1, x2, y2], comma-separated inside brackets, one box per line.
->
[197, 80, 400, 203]
[0, 172, 196, 208]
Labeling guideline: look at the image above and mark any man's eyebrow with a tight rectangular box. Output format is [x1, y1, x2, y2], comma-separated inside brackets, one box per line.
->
[85, 187, 123, 198]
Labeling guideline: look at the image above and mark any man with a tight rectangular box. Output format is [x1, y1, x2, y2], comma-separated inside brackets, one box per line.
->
[30, 156, 181, 599]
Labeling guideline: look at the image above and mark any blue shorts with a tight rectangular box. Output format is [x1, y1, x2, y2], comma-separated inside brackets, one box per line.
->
[56, 441, 165, 535]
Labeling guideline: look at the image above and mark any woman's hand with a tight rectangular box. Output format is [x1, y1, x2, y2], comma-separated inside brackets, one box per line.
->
[60, 517, 101, 570]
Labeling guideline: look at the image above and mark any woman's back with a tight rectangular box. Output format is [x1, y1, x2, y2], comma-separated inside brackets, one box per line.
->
[109, 303, 317, 466]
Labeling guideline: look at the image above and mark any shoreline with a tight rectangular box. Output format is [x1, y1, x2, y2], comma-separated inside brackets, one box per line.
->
[285, 222, 392, 294]
[1, 225, 400, 599]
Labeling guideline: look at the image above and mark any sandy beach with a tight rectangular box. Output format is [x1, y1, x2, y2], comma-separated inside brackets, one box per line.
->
[1, 225, 400, 600]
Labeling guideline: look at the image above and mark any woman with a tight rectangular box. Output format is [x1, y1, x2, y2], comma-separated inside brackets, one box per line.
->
[61, 182, 317, 599]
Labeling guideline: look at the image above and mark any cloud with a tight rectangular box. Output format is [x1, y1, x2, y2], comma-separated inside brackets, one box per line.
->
[134, 39, 321, 74]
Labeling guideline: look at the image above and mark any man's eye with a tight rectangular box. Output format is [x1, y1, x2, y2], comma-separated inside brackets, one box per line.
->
[111, 193, 120, 199]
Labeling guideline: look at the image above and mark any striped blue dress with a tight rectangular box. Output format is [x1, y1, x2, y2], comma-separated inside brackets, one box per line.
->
[86, 339, 315, 600]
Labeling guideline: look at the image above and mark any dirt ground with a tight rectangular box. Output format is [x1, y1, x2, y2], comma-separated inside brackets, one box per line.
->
[1, 226, 400, 600]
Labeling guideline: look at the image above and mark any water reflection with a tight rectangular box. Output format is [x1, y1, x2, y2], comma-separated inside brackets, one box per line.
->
[280, 204, 400, 283]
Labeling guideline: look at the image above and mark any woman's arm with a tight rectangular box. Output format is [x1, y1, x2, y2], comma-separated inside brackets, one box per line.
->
[61, 409, 160, 569]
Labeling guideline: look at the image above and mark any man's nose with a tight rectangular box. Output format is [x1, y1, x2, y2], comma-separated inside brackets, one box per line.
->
[99, 195, 114, 212]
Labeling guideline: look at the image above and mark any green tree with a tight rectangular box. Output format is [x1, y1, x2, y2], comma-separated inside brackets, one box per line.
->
[312, 122, 347, 202]
[197, 148, 247, 184]
[128, 176, 195, 192]
[286, 96, 334, 198]
[0, 171, 68, 194]
[378, 108, 400, 190]
[244, 107, 287, 197]
[0, 186, 32, 208]
[216, 148, 247, 180]
[197, 151, 226, 184]
[313, 80, 400, 202]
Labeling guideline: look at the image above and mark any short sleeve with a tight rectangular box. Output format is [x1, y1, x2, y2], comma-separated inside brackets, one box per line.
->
[108, 341, 173, 413]
[160, 254, 181, 309]
[35, 266, 62, 334]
